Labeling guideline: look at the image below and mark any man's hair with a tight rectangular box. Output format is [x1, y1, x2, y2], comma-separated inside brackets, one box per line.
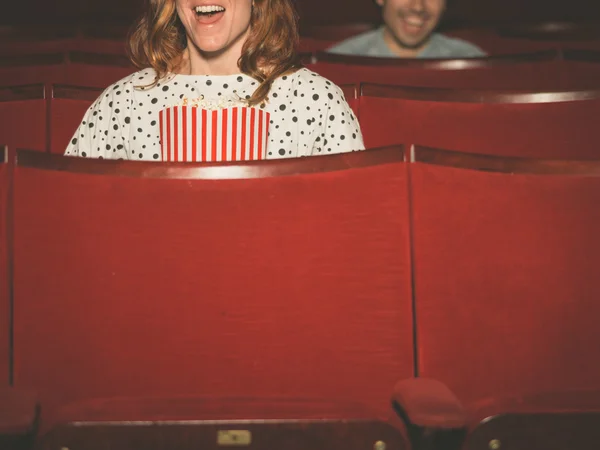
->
[128, 0, 301, 106]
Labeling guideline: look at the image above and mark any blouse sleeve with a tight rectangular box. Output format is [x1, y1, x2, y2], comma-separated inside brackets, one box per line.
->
[64, 81, 132, 159]
[299, 74, 365, 156]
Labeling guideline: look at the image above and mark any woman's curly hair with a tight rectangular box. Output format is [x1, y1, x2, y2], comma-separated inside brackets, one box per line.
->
[128, 0, 302, 106]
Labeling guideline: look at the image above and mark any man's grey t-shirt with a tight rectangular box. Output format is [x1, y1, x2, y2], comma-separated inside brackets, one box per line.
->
[327, 27, 486, 59]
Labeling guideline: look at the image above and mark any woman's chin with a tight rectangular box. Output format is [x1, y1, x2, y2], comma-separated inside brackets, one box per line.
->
[192, 38, 228, 55]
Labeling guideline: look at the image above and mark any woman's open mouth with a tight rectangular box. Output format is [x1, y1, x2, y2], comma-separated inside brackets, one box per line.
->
[194, 5, 226, 25]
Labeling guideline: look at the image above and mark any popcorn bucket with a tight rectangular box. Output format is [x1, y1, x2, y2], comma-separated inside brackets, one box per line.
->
[159, 105, 270, 162]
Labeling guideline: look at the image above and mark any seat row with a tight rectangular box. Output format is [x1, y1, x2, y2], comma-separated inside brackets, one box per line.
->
[1, 82, 599, 161]
[1, 144, 599, 449]
[3, 21, 600, 55]
[0, 51, 133, 89]
[306, 49, 600, 90]
[1, 48, 600, 91]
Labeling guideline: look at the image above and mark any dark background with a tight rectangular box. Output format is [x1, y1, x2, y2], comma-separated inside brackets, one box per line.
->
[3, 0, 600, 27]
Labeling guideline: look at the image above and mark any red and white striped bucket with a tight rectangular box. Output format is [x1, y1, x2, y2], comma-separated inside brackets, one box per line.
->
[159, 106, 270, 162]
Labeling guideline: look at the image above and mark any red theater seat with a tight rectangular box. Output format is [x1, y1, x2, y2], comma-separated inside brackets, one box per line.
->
[0, 25, 76, 56]
[392, 379, 600, 450]
[308, 50, 566, 90]
[0, 147, 8, 389]
[40, 397, 410, 450]
[498, 21, 600, 43]
[0, 85, 46, 153]
[493, 22, 600, 58]
[75, 23, 129, 55]
[464, 389, 600, 450]
[447, 24, 600, 56]
[301, 23, 376, 42]
[445, 27, 556, 55]
[359, 84, 600, 159]
[0, 54, 68, 86]
[0, 386, 39, 450]
[409, 146, 600, 407]
[65, 52, 134, 88]
[49, 85, 103, 155]
[74, 39, 128, 56]
[299, 37, 338, 53]
[561, 49, 600, 90]
[12, 147, 414, 424]
[339, 84, 359, 117]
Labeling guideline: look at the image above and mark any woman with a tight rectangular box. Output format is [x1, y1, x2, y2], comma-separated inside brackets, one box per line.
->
[65, 0, 364, 161]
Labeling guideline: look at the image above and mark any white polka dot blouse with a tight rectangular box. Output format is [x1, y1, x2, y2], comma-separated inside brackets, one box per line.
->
[65, 67, 365, 161]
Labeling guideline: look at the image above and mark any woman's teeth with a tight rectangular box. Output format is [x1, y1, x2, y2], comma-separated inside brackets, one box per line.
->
[195, 5, 225, 15]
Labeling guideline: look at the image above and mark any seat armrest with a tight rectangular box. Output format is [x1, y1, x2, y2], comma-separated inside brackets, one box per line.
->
[392, 378, 467, 429]
[0, 388, 39, 435]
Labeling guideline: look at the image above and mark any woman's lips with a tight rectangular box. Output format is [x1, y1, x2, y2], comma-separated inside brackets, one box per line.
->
[195, 11, 225, 25]
[193, 5, 226, 25]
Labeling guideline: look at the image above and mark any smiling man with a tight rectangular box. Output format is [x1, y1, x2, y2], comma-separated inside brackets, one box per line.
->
[328, 0, 485, 58]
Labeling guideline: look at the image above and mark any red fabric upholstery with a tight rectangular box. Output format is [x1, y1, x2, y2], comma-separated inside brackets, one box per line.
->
[359, 92, 600, 159]
[0, 37, 125, 58]
[49, 93, 98, 154]
[465, 390, 600, 450]
[410, 157, 600, 406]
[43, 399, 410, 450]
[299, 37, 337, 53]
[469, 389, 600, 420]
[64, 62, 133, 89]
[392, 378, 466, 428]
[0, 39, 74, 56]
[75, 39, 127, 55]
[560, 60, 600, 90]
[0, 54, 130, 89]
[0, 388, 38, 434]
[49, 396, 377, 427]
[0, 60, 67, 86]
[339, 84, 359, 117]
[445, 28, 556, 55]
[0, 87, 46, 152]
[0, 157, 8, 388]
[301, 24, 375, 42]
[12, 153, 414, 423]
[307, 59, 566, 90]
[0, 26, 76, 56]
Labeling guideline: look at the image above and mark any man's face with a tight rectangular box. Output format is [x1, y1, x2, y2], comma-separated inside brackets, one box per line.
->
[377, 0, 446, 50]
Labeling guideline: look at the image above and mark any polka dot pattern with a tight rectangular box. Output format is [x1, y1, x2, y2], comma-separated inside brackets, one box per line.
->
[65, 68, 364, 161]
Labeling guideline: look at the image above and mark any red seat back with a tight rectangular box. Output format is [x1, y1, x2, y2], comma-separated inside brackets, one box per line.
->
[74, 38, 128, 55]
[299, 37, 337, 53]
[12, 147, 414, 420]
[497, 22, 600, 50]
[0, 25, 128, 57]
[64, 52, 134, 88]
[561, 50, 600, 90]
[0, 85, 46, 153]
[75, 24, 129, 55]
[0, 147, 8, 387]
[0, 25, 76, 56]
[301, 23, 376, 42]
[49, 85, 103, 154]
[445, 28, 556, 55]
[0, 54, 67, 86]
[409, 146, 600, 405]
[359, 84, 600, 159]
[308, 51, 567, 90]
[339, 84, 359, 117]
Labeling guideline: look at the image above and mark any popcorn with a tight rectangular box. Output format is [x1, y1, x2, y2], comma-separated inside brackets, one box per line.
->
[179, 94, 247, 110]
